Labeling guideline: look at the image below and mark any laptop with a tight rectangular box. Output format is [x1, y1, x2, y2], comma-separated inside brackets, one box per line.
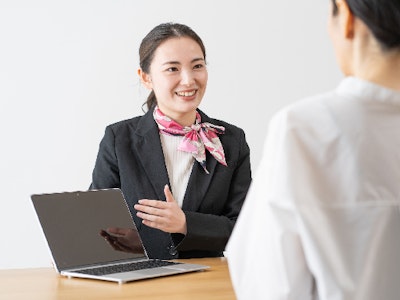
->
[31, 188, 209, 283]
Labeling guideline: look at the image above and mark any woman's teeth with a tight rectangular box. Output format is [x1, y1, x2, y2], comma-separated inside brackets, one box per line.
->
[176, 90, 196, 97]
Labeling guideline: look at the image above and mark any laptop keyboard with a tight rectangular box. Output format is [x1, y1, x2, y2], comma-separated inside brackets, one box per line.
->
[75, 260, 181, 276]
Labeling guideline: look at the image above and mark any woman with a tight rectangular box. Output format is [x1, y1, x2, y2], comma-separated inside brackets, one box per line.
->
[91, 23, 252, 260]
[227, 0, 400, 299]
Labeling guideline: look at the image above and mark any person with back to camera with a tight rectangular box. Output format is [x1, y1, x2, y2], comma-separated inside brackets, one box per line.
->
[90, 22, 252, 260]
[227, 0, 400, 299]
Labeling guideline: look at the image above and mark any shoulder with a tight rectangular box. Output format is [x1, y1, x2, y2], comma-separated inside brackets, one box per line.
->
[200, 110, 249, 154]
[270, 90, 338, 135]
[263, 90, 346, 168]
[106, 115, 142, 131]
[97, 117, 143, 147]
[104, 110, 155, 136]
[198, 109, 245, 137]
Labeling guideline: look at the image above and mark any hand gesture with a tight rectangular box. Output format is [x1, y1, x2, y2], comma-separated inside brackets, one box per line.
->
[134, 185, 187, 234]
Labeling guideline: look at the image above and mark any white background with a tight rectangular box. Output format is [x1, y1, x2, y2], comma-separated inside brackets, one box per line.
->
[0, 0, 341, 269]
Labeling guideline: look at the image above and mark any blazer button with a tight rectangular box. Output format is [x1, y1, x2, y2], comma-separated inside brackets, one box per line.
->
[168, 245, 177, 256]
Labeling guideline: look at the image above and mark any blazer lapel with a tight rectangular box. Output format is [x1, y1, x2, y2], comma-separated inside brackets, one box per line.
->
[182, 110, 219, 212]
[182, 152, 217, 211]
[133, 109, 170, 201]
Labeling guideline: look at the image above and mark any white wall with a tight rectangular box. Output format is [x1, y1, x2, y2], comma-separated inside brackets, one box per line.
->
[0, 0, 341, 269]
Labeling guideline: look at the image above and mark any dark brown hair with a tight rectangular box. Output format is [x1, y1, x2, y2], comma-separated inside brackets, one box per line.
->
[331, 0, 400, 51]
[139, 23, 206, 111]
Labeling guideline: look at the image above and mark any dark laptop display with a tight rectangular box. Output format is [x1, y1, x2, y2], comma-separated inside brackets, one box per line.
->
[31, 189, 208, 283]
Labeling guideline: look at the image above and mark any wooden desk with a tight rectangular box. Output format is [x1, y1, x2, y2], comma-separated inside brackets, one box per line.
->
[0, 257, 236, 300]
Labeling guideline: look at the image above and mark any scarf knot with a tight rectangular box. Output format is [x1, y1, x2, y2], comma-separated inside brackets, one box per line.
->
[153, 106, 227, 174]
[190, 123, 201, 131]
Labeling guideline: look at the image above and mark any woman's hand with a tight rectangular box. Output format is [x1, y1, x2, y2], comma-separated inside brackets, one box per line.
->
[134, 185, 187, 234]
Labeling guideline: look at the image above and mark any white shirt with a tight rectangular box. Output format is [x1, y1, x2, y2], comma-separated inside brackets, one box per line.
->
[226, 77, 400, 300]
[159, 133, 194, 207]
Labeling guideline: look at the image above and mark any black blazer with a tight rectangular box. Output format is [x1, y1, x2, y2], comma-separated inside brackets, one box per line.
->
[90, 108, 251, 259]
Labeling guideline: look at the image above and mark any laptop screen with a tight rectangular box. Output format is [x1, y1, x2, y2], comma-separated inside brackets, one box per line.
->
[31, 189, 146, 271]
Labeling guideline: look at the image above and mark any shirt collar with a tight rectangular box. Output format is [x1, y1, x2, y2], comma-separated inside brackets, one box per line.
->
[336, 76, 400, 106]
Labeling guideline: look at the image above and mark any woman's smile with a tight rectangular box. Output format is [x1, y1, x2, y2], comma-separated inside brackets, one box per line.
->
[175, 89, 198, 100]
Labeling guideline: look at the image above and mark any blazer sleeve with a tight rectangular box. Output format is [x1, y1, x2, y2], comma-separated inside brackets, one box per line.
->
[90, 126, 121, 189]
[174, 127, 252, 253]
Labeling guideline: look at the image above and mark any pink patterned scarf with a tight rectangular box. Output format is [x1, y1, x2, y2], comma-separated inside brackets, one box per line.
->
[153, 106, 227, 174]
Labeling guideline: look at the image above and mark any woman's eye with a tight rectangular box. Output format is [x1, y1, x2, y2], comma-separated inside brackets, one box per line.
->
[193, 64, 204, 69]
[166, 67, 179, 72]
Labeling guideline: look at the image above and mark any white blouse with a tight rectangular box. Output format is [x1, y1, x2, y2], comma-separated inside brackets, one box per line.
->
[226, 77, 400, 300]
[159, 133, 194, 207]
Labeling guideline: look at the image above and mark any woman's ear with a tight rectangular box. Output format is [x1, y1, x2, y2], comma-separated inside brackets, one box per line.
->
[137, 68, 152, 90]
[336, 0, 355, 39]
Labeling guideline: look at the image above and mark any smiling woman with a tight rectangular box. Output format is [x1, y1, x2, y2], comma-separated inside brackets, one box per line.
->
[138, 36, 208, 126]
[89, 23, 252, 260]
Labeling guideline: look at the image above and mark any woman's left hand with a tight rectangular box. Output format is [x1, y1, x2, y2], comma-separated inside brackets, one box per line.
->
[134, 185, 187, 234]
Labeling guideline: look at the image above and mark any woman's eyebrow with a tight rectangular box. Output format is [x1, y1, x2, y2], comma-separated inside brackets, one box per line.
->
[162, 58, 205, 66]
[192, 58, 205, 63]
[162, 61, 180, 66]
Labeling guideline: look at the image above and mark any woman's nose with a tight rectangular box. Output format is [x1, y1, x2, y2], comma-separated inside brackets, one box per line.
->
[180, 70, 195, 85]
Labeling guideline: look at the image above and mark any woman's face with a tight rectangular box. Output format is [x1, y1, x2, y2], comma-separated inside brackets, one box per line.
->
[141, 37, 208, 124]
